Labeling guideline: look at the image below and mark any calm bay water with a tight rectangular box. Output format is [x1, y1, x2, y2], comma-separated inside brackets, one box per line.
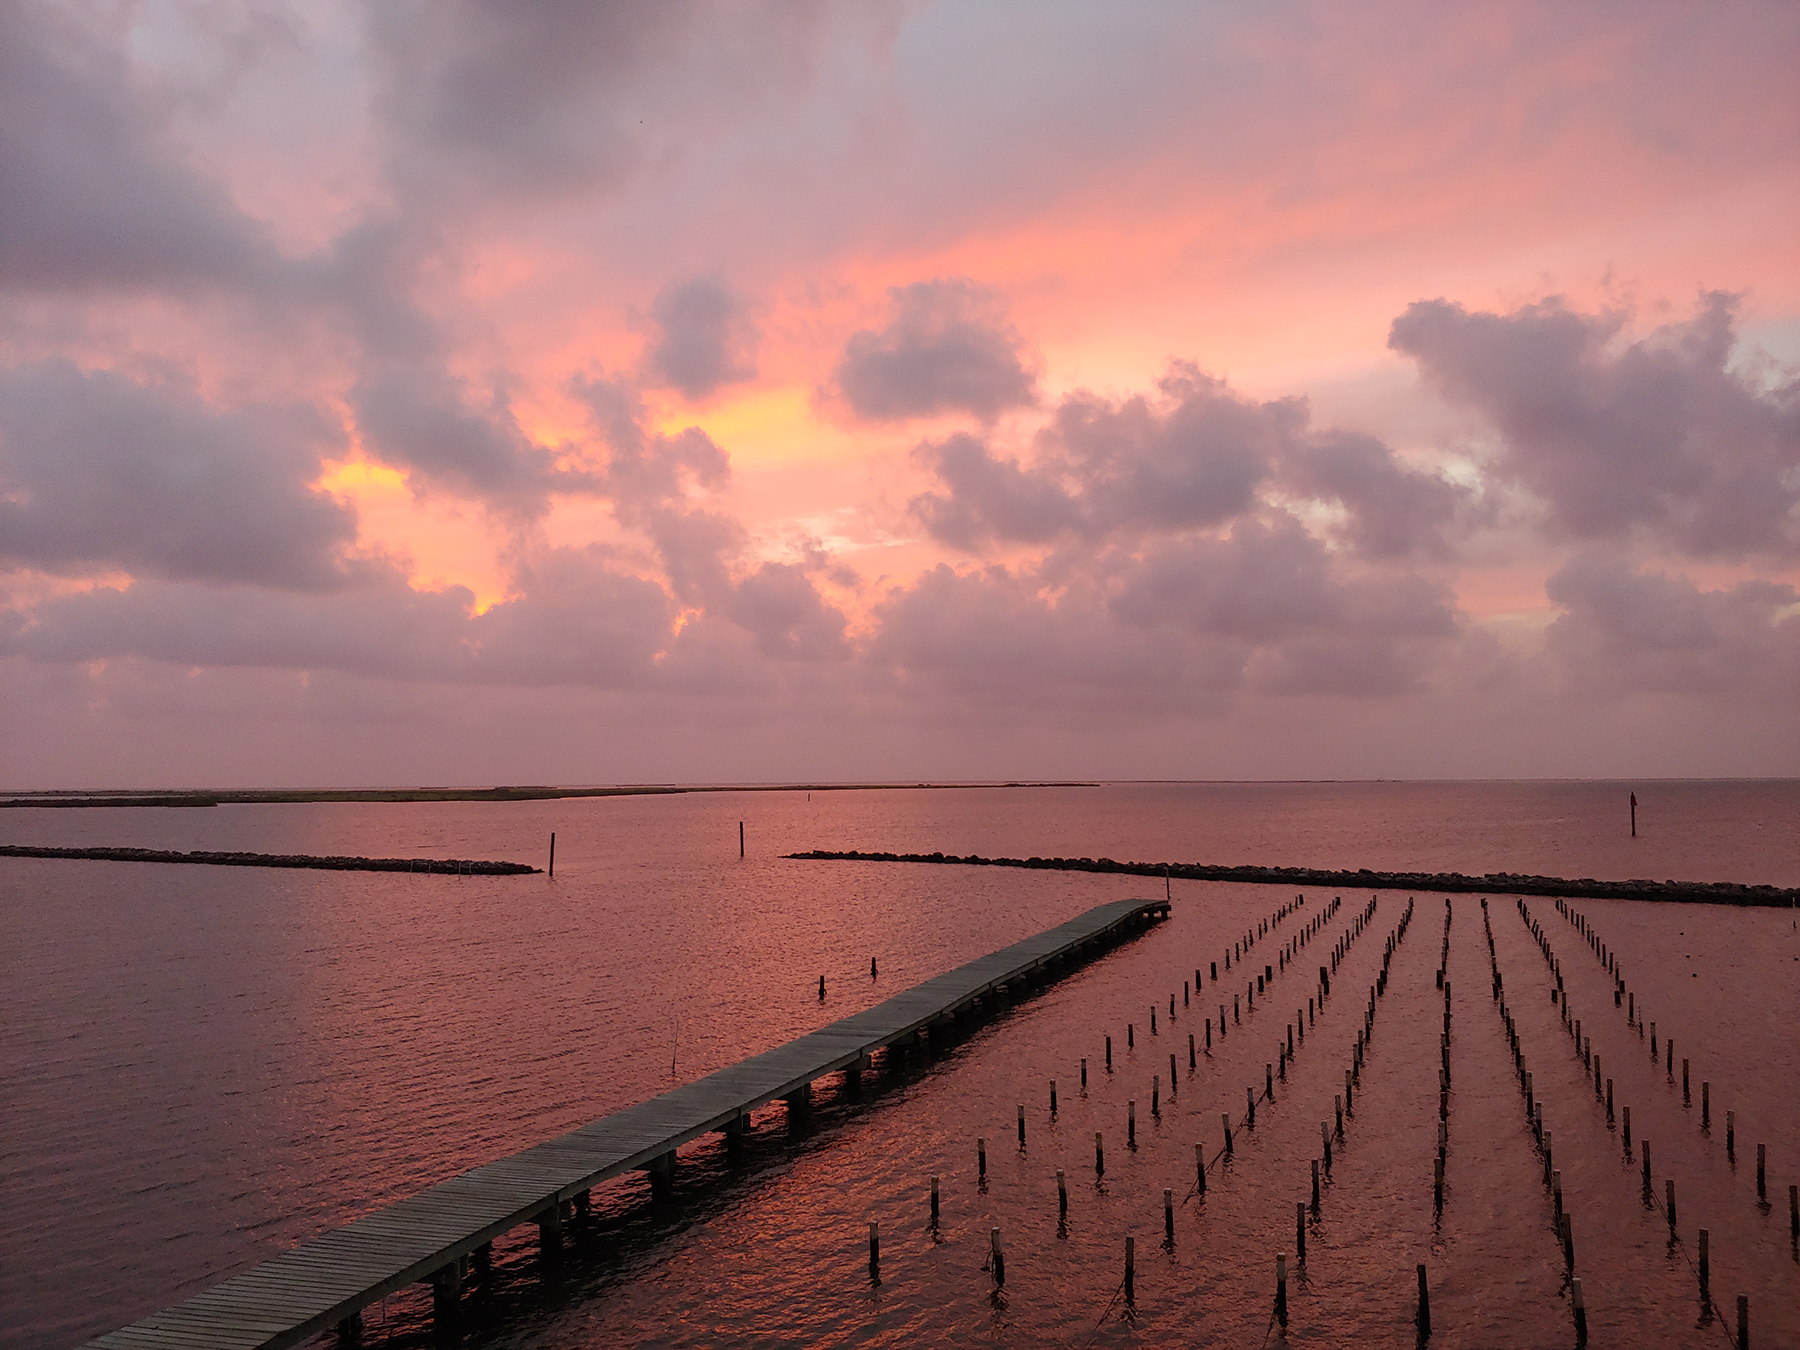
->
[1, 781, 1796, 1347]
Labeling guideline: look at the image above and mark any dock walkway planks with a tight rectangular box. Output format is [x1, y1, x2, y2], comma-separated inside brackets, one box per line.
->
[87, 897, 1168, 1348]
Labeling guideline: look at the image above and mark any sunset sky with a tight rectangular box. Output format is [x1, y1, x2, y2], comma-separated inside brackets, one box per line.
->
[2, 1, 1796, 787]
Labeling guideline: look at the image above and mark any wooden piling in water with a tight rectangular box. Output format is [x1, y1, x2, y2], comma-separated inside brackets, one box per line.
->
[1757, 1143, 1766, 1198]
[1417, 1263, 1431, 1337]
[978, 1137, 986, 1180]
[1096, 1131, 1105, 1176]
[1125, 1235, 1135, 1302]
[930, 1175, 939, 1225]
[1699, 1227, 1710, 1292]
[1196, 1142, 1207, 1194]
[1276, 1252, 1288, 1323]
[869, 1221, 879, 1273]
[1738, 1294, 1749, 1350]
[1164, 1188, 1174, 1241]
[990, 1227, 1004, 1286]
[1572, 1275, 1587, 1342]
[1296, 1201, 1306, 1261]
[1129, 1100, 1137, 1146]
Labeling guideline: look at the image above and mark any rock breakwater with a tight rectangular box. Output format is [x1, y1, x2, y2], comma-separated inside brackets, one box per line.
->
[0, 845, 539, 874]
[786, 849, 1799, 908]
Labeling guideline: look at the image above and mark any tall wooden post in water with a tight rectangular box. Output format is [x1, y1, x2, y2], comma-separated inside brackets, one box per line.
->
[1630, 792, 1637, 838]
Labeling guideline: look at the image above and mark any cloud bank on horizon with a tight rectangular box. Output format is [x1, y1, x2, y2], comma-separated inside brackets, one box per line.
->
[1, 0, 1796, 786]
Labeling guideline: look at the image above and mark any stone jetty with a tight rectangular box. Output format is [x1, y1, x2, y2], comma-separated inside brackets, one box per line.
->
[787, 849, 1799, 908]
[0, 845, 538, 875]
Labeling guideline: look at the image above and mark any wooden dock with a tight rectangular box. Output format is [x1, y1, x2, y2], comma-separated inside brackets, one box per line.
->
[86, 896, 1169, 1348]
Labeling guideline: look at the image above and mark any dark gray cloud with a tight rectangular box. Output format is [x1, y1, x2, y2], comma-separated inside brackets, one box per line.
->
[0, 4, 288, 295]
[0, 566, 474, 679]
[1106, 517, 1459, 696]
[724, 562, 849, 662]
[910, 363, 1292, 547]
[1544, 553, 1800, 699]
[351, 369, 594, 516]
[833, 279, 1039, 422]
[869, 514, 1463, 710]
[0, 359, 357, 589]
[368, 1, 830, 202]
[909, 432, 1084, 549]
[869, 562, 1235, 713]
[0, 540, 851, 696]
[1282, 430, 1474, 560]
[645, 275, 758, 402]
[1048, 363, 1287, 533]
[1389, 292, 1800, 558]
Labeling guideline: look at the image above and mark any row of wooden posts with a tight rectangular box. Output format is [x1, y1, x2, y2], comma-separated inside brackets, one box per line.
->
[1549, 892, 1789, 1225]
[1509, 898, 1762, 1348]
[880, 891, 1419, 1335]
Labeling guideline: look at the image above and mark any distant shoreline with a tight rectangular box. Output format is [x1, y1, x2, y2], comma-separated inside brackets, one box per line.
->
[788, 849, 1800, 908]
[0, 782, 1097, 809]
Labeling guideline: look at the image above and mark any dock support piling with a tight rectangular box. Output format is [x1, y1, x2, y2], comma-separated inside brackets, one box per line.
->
[538, 1199, 563, 1258]
[431, 1260, 461, 1323]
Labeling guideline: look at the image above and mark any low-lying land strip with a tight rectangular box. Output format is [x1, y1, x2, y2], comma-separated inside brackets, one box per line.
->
[0, 781, 1093, 809]
[787, 848, 1800, 907]
[0, 845, 537, 875]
